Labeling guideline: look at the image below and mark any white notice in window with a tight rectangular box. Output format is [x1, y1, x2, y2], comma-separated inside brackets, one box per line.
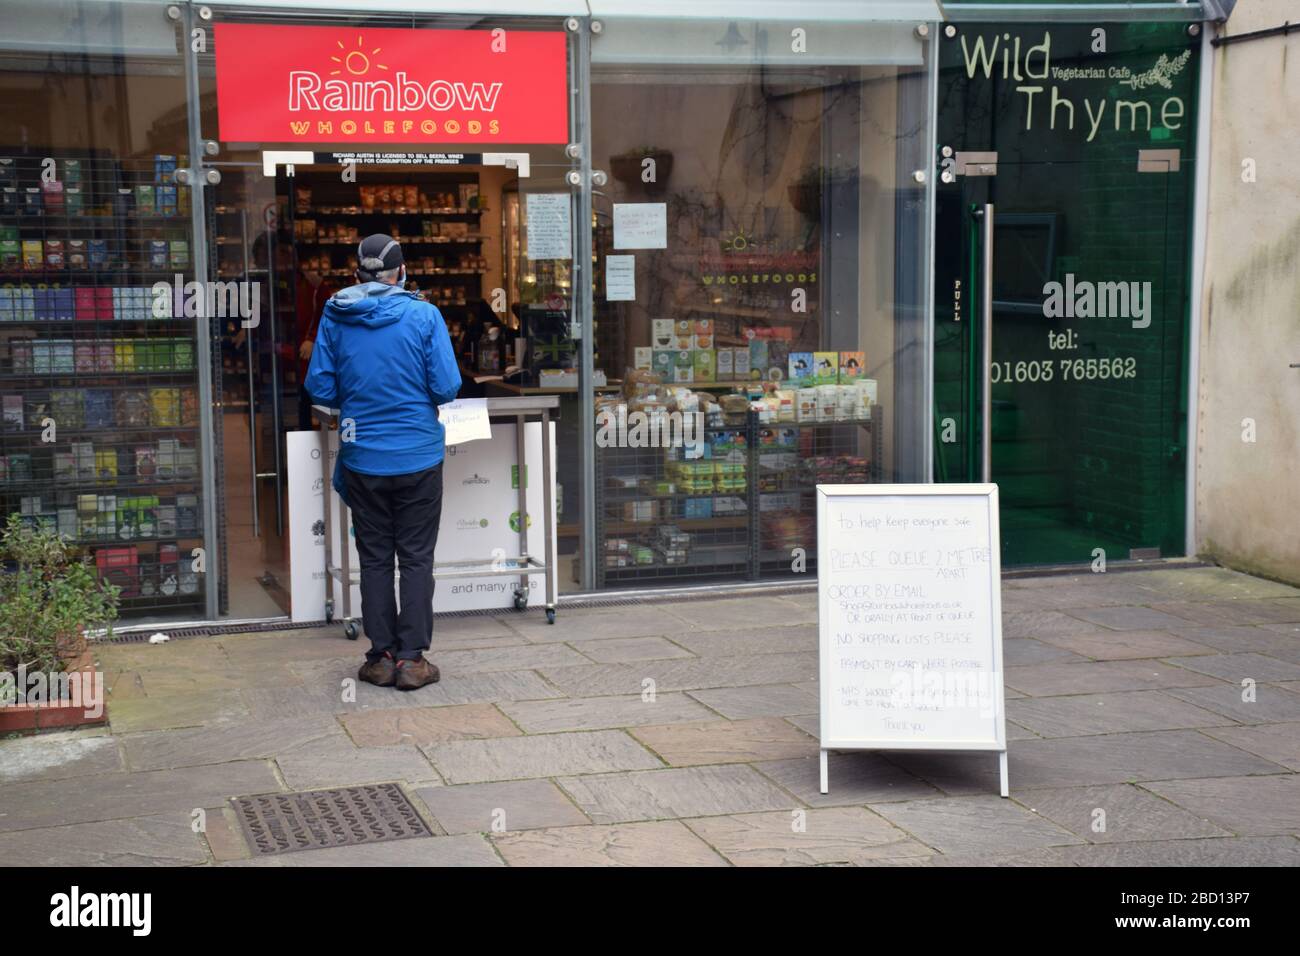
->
[525, 193, 571, 260]
[605, 255, 636, 301]
[612, 203, 667, 249]
[438, 399, 492, 445]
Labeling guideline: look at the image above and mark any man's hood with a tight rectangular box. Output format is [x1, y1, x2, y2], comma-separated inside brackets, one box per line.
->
[323, 281, 418, 327]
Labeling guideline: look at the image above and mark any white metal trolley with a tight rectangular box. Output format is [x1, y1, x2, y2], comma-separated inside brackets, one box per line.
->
[314, 395, 561, 637]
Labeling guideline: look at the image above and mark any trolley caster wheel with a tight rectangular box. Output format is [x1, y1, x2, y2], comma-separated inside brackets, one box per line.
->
[343, 620, 360, 641]
[545, 608, 556, 625]
[324, 599, 334, 624]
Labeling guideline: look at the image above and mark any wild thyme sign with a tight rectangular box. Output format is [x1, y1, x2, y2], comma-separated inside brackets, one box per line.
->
[955, 29, 1194, 142]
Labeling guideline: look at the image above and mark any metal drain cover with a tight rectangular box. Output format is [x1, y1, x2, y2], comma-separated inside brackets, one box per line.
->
[231, 783, 431, 856]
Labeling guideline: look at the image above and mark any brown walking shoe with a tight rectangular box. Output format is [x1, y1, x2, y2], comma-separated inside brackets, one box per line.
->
[395, 656, 440, 691]
[358, 652, 396, 687]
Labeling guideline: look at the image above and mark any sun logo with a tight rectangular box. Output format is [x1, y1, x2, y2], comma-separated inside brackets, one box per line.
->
[330, 36, 389, 77]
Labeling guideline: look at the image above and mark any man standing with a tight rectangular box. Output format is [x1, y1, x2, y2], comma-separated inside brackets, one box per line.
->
[305, 235, 461, 691]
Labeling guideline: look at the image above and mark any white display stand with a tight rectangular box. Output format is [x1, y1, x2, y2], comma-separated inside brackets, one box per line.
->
[816, 484, 1009, 797]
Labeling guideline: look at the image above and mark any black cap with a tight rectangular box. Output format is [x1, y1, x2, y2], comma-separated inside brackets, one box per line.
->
[357, 234, 403, 275]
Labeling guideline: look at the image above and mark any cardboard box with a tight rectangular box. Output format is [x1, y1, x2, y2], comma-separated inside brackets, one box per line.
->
[813, 351, 839, 386]
[788, 352, 815, 388]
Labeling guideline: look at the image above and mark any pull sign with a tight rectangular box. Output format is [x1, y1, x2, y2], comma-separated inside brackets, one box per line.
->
[1137, 148, 1180, 173]
[954, 151, 998, 177]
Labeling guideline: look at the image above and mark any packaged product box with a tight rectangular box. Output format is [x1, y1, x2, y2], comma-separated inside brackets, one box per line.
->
[0, 238, 19, 269]
[114, 339, 136, 371]
[157, 543, 179, 596]
[715, 348, 734, 379]
[169, 240, 189, 267]
[156, 439, 178, 479]
[839, 351, 865, 383]
[135, 445, 157, 481]
[156, 503, 177, 537]
[835, 384, 858, 421]
[74, 342, 95, 373]
[694, 319, 712, 336]
[22, 240, 43, 270]
[788, 352, 815, 388]
[97, 495, 117, 540]
[812, 351, 838, 386]
[70, 441, 95, 480]
[57, 507, 77, 539]
[148, 240, 168, 268]
[796, 387, 818, 422]
[95, 449, 118, 483]
[65, 187, 84, 217]
[179, 387, 198, 426]
[672, 349, 694, 384]
[0, 158, 13, 186]
[815, 384, 838, 422]
[157, 186, 177, 216]
[176, 446, 197, 478]
[51, 338, 74, 372]
[95, 342, 115, 372]
[8, 452, 32, 482]
[633, 346, 653, 370]
[136, 185, 156, 215]
[84, 389, 113, 428]
[77, 494, 98, 538]
[75, 287, 96, 320]
[747, 338, 769, 378]
[154, 154, 177, 184]
[116, 390, 150, 427]
[136, 496, 158, 537]
[22, 187, 42, 216]
[651, 348, 675, 378]
[766, 341, 790, 381]
[172, 339, 193, 370]
[693, 348, 715, 383]
[53, 291, 75, 321]
[50, 389, 85, 428]
[2, 394, 22, 427]
[674, 319, 692, 338]
[95, 546, 139, 598]
[66, 239, 87, 269]
[20, 495, 41, 515]
[150, 387, 180, 427]
[176, 494, 198, 534]
[857, 378, 878, 405]
[41, 180, 64, 213]
[733, 346, 751, 379]
[114, 188, 135, 217]
[694, 333, 713, 350]
[53, 452, 75, 483]
[0, 188, 17, 217]
[62, 160, 81, 185]
[88, 240, 108, 268]
[0, 286, 12, 320]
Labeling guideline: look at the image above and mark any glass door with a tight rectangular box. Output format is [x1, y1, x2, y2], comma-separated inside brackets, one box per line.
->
[933, 23, 1199, 566]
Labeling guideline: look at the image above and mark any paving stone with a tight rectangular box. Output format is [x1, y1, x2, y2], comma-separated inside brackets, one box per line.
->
[868, 795, 1081, 855]
[889, 731, 1285, 793]
[107, 689, 250, 733]
[1257, 621, 1300, 637]
[1003, 660, 1220, 697]
[686, 683, 819, 720]
[226, 833, 502, 867]
[684, 807, 930, 866]
[201, 806, 252, 861]
[671, 625, 817, 657]
[242, 669, 562, 720]
[665, 596, 816, 630]
[121, 715, 348, 771]
[1163, 683, 1300, 724]
[1056, 835, 1300, 867]
[1001, 638, 1086, 666]
[426, 730, 662, 784]
[538, 652, 819, 697]
[505, 605, 684, 643]
[424, 643, 591, 674]
[569, 636, 695, 663]
[753, 753, 938, 806]
[1183, 600, 1300, 625]
[341, 703, 521, 747]
[1036, 629, 1217, 661]
[275, 742, 439, 790]
[1001, 610, 1115, 639]
[415, 779, 589, 834]
[629, 717, 814, 766]
[102, 668, 147, 700]
[1162, 624, 1300, 659]
[492, 820, 727, 866]
[1015, 784, 1231, 843]
[558, 764, 797, 823]
[869, 846, 1078, 867]
[1162, 652, 1300, 683]
[1200, 722, 1300, 771]
[0, 732, 122, 783]
[1066, 606, 1196, 631]
[0, 812, 208, 866]
[1142, 774, 1300, 835]
[1007, 691, 1233, 738]
[497, 693, 715, 734]
[124, 663, 301, 696]
[0, 760, 281, 833]
[785, 714, 820, 737]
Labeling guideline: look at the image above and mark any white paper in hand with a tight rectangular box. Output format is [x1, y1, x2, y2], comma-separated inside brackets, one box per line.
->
[439, 398, 492, 446]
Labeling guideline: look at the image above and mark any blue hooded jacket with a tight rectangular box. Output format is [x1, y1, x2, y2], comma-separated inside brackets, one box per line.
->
[304, 281, 462, 502]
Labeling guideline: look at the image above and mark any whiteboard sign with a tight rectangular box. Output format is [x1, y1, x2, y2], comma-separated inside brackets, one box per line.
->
[816, 484, 1008, 796]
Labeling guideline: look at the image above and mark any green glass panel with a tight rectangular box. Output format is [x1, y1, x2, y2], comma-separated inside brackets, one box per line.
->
[934, 22, 1198, 566]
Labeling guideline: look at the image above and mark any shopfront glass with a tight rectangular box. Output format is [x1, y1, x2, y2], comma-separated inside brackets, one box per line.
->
[191, 7, 583, 620]
[587, 13, 934, 587]
[0, 0, 209, 624]
[933, 22, 1198, 566]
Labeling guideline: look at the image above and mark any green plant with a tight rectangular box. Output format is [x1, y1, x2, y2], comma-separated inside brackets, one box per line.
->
[0, 515, 118, 678]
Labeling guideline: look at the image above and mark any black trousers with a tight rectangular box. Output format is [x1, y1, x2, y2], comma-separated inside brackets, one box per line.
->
[341, 463, 444, 661]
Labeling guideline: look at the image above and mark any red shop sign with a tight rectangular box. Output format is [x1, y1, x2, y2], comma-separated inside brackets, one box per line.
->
[213, 23, 568, 145]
